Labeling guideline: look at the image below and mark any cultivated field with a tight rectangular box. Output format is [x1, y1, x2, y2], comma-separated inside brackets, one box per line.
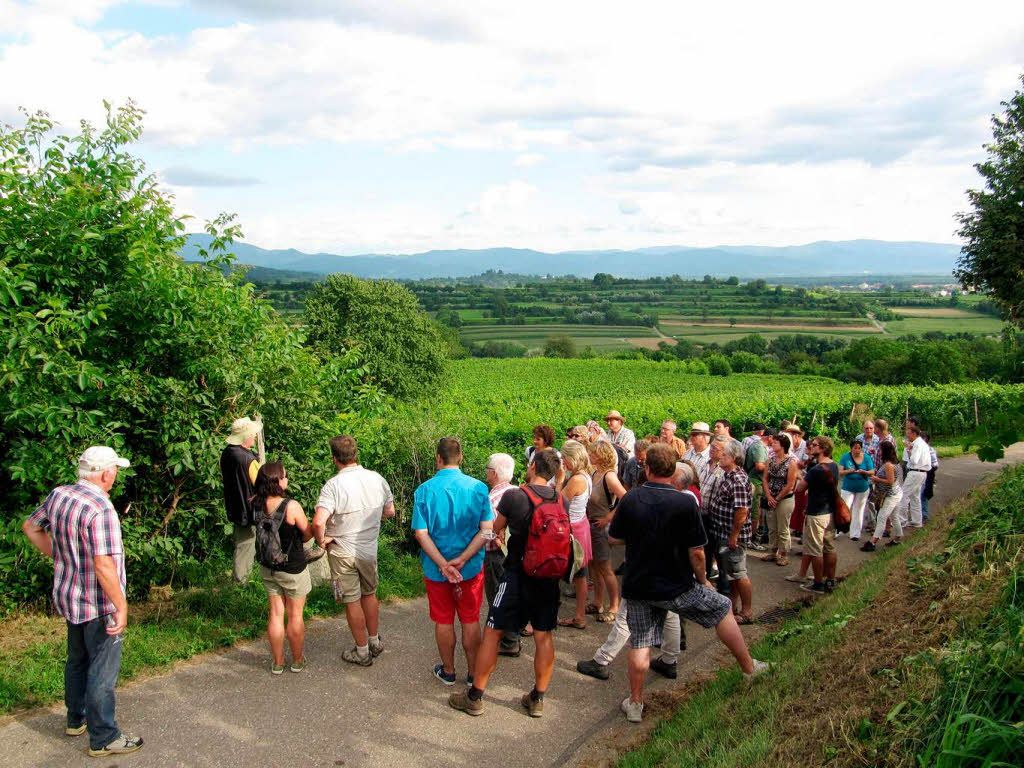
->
[459, 323, 657, 351]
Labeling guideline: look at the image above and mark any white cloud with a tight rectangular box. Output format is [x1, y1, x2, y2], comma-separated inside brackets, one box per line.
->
[514, 152, 546, 168]
[1, 0, 1022, 252]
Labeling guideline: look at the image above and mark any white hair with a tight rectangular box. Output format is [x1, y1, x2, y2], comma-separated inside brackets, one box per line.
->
[721, 439, 743, 460]
[672, 461, 695, 490]
[78, 467, 104, 482]
[488, 453, 515, 484]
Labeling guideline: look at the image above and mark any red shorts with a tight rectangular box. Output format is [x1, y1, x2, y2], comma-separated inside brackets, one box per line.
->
[424, 572, 484, 624]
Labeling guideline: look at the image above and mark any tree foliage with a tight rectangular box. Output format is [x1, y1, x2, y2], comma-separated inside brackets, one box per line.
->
[543, 334, 577, 358]
[303, 274, 449, 399]
[955, 73, 1024, 326]
[0, 104, 375, 607]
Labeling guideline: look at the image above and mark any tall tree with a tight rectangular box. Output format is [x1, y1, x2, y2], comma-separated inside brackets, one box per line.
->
[955, 74, 1024, 326]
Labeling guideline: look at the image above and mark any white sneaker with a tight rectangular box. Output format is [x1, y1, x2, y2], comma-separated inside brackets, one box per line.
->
[620, 696, 644, 723]
[743, 659, 774, 683]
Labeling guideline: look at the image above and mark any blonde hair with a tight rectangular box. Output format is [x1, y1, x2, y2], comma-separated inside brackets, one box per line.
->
[587, 440, 617, 473]
[560, 440, 592, 477]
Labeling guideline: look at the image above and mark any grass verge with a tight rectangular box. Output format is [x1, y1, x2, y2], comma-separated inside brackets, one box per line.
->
[0, 535, 421, 716]
[615, 464, 1024, 768]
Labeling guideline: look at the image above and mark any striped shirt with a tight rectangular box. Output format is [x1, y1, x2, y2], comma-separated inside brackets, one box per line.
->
[487, 481, 516, 551]
[27, 481, 126, 624]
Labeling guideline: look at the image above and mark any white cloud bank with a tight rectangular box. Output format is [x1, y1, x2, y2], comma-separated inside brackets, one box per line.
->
[1, 0, 1022, 253]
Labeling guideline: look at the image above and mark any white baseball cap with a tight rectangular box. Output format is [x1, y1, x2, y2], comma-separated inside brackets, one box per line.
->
[78, 446, 130, 472]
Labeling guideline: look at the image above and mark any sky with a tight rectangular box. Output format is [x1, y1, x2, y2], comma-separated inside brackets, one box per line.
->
[1, 0, 1022, 255]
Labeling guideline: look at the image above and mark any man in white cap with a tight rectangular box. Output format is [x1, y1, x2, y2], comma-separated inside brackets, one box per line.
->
[604, 410, 636, 458]
[22, 446, 143, 757]
[221, 416, 263, 583]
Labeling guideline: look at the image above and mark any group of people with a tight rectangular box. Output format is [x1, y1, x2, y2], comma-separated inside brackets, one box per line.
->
[21, 408, 939, 754]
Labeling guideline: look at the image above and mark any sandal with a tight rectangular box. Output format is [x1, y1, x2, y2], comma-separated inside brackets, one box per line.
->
[736, 614, 755, 625]
[776, 557, 790, 567]
[557, 617, 587, 630]
[520, 624, 534, 637]
[585, 603, 601, 615]
[596, 610, 616, 623]
[761, 553, 778, 562]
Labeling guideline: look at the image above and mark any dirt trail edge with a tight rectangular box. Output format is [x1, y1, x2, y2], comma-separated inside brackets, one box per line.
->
[2, 446, 1021, 768]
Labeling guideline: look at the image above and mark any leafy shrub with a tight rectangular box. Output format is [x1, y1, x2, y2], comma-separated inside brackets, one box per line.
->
[0, 105, 375, 607]
[544, 334, 577, 358]
[706, 354, 733, 376]
[303, 273, 449, 399]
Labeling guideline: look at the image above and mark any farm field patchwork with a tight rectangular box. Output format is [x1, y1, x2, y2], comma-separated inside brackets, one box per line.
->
[882, 307, 1003, 336]
[458, 323, 657, 351]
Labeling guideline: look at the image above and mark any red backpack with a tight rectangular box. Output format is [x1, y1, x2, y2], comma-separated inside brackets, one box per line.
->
[520, 485, 572, 580]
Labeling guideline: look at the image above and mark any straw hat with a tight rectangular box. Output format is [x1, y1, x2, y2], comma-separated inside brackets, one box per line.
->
[783, 423, 804, 436]
[226, 416, 263, 445]
[689, 421, 712, 435]
[604, 410, 624, 423]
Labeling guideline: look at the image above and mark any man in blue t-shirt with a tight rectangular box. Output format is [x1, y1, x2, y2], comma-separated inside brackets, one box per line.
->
[412, 437, 494, 686]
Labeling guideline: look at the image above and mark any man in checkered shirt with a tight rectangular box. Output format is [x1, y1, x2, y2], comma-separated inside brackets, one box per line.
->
[22, 446, 143, 757]
[707, 438, 756, 624]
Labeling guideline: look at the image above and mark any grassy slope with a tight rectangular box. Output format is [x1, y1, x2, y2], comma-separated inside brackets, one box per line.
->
[615, 464, 1024, 768]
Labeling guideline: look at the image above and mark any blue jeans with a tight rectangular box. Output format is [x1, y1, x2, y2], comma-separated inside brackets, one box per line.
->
[921, 487, 930, 522]
[66, 617, 123, 750]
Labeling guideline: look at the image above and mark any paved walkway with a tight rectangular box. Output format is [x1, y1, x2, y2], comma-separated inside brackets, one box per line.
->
[3, 446, 1021, 768]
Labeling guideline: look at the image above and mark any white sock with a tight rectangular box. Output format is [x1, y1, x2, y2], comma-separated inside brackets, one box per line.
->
[357, 644, 370, 658]
[369, 634, 380, 646]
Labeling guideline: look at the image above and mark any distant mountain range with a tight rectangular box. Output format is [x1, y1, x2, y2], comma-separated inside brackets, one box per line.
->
[181, 235, 959, 279]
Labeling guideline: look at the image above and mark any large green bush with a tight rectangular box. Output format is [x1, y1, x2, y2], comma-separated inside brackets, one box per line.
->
[0, 105, 375, 607]
[303, 273, 449, 399]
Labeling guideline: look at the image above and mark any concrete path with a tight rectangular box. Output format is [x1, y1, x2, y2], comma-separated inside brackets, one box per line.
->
[3, 446, 1021, 768]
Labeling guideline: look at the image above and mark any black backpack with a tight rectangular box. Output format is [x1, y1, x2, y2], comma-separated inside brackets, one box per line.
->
[256, 499, 290, 568]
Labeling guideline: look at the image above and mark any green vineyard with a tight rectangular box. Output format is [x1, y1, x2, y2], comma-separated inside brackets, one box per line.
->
[353, 359, 1024, 501]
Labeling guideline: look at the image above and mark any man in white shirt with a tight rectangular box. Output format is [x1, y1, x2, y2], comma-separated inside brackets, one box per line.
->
[893, 422, 930, 528]
[682, 422, 713, 488]
[313, 435, 395, 666]
[604, 410, 636, 457]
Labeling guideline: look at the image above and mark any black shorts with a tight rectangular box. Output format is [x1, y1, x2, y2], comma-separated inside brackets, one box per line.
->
[486, 567, 560, 633]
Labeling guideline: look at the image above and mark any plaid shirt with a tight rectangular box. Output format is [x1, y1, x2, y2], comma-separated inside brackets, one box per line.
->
[707, 467, 753, 543]
[682, 446, 711, 488]
[27, 481, 126, 624]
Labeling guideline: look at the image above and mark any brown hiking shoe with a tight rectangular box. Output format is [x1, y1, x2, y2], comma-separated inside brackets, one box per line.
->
[449, 690, 484, 716]
[520, 692, 544, 718]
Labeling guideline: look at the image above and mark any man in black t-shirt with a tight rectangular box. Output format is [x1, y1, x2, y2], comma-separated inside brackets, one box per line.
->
[449, 449, 563, 719]
[608, 443, 771, 723]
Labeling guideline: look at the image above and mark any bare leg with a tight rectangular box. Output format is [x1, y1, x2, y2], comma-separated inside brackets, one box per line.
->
[798, 553, 812, 578]
[810, 555, 824, 581]
[733, 577, 753, 617]
[592, 576, 605, 611]
[472, 627, 502, 691]
[626, 647, 650, 703]
[435, 623, 456, 674]
[361, 594, 380, 638]
[285, 595, 306, 662]
[573, 573, 588, 622]
[267, 595, 285, 666]
[344, 599, 367, 647]
[715, 612, 754, 674]
[461, 619, 481, 677]
[595, 560, 619, 613]
[824, 552, 837, 581]
[533, 631, 555, 693]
